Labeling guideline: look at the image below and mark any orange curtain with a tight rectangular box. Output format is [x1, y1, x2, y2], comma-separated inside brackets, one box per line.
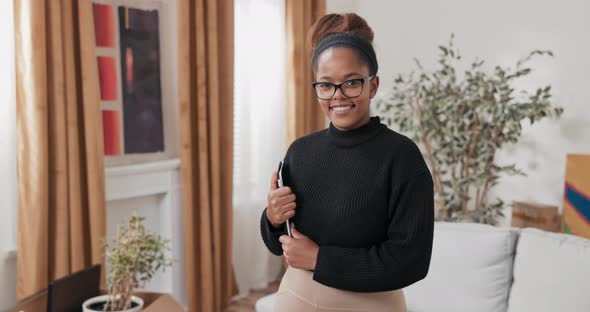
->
[285, 0, 327, 146]
[177, 0, 238, 311]
[14, 0, 105, 300]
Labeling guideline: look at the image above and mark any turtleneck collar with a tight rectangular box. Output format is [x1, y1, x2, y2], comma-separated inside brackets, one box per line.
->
[326, 115, 385, 148]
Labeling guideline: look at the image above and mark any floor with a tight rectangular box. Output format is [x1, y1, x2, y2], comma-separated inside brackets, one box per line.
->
[224, 280, 280, 312]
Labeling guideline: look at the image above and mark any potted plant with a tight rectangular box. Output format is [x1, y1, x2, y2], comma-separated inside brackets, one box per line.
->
[83, 214, 174, 312]
[376, 34, 563, 225]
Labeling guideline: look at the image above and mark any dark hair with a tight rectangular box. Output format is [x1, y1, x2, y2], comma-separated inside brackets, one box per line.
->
[308, 13, 378, 76]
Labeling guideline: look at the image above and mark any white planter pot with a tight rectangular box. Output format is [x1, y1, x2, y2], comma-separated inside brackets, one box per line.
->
[82, 295, 144, 312]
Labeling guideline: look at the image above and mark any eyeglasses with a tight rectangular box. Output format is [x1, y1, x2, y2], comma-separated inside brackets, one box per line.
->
[312, 76, 375, 100]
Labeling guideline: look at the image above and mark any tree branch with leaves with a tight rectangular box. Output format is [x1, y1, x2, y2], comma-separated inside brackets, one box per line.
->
[377, 34, 563, 225]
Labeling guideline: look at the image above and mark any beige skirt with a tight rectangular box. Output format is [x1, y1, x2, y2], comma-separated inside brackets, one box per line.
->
[272, 266, 407, 312]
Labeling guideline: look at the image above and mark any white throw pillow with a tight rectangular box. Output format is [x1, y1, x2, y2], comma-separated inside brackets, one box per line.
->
[404, 222, 519, 312]
[507, 228, 590, 312]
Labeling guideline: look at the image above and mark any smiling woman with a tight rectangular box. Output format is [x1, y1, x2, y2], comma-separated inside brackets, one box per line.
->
[309, 13, 380, 131]
[261, 12, 434, 312]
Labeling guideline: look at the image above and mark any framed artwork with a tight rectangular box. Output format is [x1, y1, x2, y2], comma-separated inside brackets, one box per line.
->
[562, 154, 590, 239]
[93, 0, 177, 165]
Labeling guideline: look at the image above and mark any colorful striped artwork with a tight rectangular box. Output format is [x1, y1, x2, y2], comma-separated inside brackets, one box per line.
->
[92, 1, 164, 157]
[92, 3, 115, 47]
[102, 110, 122, 156]
[118, 6, 164, 154]
[97, 56, 118, 101]
[562, 154, 590, 239]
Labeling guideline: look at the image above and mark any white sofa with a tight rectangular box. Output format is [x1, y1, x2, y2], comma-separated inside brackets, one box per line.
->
[255, 221, 590, 312]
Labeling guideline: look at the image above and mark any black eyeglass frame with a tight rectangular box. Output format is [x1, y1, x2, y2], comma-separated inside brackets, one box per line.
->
[311, 76, 375, 100]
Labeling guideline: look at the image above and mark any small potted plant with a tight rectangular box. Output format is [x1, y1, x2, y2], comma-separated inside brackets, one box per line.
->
[83, 214, 174, 312]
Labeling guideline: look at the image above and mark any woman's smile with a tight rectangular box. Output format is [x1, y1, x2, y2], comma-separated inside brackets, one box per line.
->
[330, 104, 356, 115]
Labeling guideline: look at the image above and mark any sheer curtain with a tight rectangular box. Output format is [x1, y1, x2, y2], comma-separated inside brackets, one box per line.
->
[232, 0, 287, 299]
[0, 0, 17, 308]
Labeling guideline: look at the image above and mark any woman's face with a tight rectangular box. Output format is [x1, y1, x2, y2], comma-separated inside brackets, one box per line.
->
[314, 47, 379, 131]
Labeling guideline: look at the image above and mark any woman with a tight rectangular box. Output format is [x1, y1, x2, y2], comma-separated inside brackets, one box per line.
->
[260, 13, 434, 312]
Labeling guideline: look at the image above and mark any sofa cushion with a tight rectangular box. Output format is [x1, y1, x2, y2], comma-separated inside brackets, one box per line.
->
[507, 228, 590, 312]
[404, 221, 519, 312]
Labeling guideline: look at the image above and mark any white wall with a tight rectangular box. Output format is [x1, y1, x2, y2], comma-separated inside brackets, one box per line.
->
[328, 0, 590, 225]
[0, 0, 18, 308]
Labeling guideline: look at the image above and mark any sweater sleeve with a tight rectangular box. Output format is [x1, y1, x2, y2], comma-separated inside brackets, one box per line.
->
[260, 206, 289, 256]
[312, 170, 435, 292]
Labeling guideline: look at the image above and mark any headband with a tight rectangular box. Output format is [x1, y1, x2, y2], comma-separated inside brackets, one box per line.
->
[311, 32, 378, 75]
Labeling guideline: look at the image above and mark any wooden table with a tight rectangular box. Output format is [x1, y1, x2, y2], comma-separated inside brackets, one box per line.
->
[6, 290, 182, 312]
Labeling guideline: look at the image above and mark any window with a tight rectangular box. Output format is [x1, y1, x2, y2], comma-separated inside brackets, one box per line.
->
[0, 0, 17, 252]
[232, 0, 287, 296]
[234, 0, 287, 202]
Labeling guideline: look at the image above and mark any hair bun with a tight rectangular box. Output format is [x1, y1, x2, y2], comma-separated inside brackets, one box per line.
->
[308, 13, 374, 50]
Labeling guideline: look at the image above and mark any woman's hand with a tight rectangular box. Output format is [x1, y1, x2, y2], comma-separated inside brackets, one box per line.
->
[266, 170, 297, 228]
[279, 223, 319, 271]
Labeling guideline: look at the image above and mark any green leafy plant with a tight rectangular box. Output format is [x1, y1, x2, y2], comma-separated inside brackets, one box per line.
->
[377, 34, 563, 225]
[103, 214, 174, 311]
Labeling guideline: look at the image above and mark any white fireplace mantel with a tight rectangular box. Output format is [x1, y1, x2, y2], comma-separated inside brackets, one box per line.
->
[105, 158, 181, 201]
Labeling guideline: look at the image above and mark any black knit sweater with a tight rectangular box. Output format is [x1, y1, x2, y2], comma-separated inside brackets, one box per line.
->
[260, 115, 434, 292]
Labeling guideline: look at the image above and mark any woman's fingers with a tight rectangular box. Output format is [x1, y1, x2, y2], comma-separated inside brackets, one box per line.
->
[267, 169, 297, 225]
[270, 170, 278, 191]
[273, 186, 293, 197]
[281, 209, 295, 222]
[281, 202, 297, 213]
[274, 203, 296, 221]
[269, 192, 295, 208]
[276, 193, 296, 207]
